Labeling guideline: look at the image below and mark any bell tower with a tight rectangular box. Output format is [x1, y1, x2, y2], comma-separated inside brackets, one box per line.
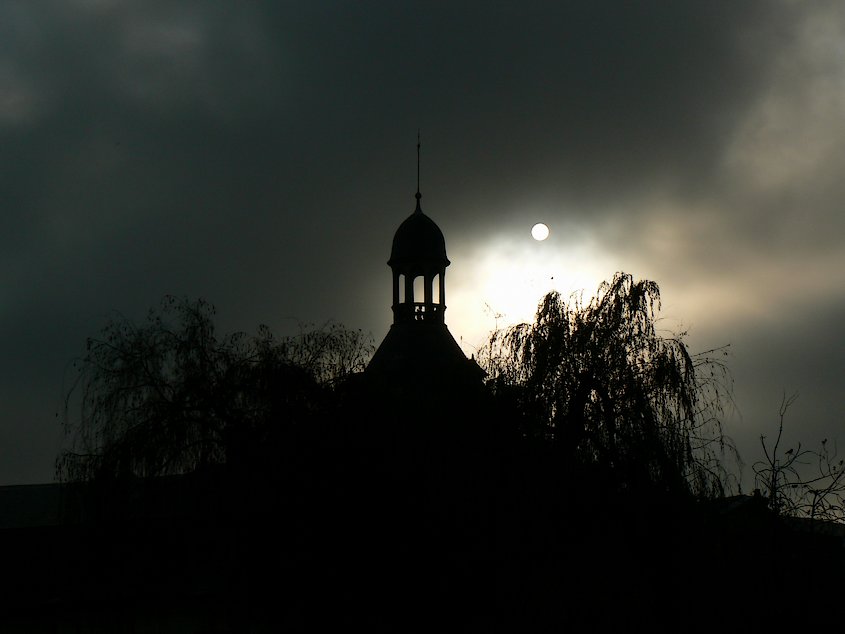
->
[388, 189, 449, 325]
[366, 139, 484, 388]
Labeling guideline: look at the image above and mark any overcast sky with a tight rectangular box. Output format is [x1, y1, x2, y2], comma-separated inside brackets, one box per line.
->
[2, 1, 843, 486]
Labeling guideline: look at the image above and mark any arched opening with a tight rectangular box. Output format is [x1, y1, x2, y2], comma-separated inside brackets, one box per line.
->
[413, 276, 425, 304]
[432, 274, 440, 304]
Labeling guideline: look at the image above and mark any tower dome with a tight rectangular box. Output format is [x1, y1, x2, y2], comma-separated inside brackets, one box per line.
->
[388, 194, 450, 269]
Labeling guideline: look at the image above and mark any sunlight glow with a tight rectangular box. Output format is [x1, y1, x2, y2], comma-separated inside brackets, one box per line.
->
[448, 226, 612, 355]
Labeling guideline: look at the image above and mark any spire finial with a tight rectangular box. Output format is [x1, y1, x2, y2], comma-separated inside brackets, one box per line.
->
[415, 129, 422, 213]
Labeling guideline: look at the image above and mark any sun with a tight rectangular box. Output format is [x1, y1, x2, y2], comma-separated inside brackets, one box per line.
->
[531, 223, 550, 241]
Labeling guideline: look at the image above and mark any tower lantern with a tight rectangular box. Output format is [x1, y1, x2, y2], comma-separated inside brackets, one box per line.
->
[387, 190, 450, 325]
[365, 140, 484, 389]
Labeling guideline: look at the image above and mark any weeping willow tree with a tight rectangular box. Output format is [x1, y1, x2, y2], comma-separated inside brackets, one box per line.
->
[56, 296, 374, 482]
[481, 273, 735, 498]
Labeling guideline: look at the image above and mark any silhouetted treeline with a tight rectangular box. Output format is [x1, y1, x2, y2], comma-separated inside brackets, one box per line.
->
[36, 288, 844, 631]
[56, 296, 374, 483]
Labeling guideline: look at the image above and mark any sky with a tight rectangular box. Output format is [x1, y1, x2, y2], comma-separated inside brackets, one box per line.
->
[2, 0, 844, 487]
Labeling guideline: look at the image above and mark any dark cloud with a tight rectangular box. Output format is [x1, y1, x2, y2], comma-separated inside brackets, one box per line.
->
[0, 1, 840, 484]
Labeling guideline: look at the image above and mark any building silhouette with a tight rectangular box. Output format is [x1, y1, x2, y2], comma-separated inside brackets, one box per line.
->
[350, 185, 492, 521]
[365, 186, 484, 394]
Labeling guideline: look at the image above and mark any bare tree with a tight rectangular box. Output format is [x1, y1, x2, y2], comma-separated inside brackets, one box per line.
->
[754, 394, 845, 523]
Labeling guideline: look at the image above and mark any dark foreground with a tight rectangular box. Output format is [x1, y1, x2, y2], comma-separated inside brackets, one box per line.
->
[1, 446, 843, 633]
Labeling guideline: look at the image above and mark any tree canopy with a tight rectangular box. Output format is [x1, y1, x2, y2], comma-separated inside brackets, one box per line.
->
[56, 296, 373, 482]
[480, 272, 735, 498]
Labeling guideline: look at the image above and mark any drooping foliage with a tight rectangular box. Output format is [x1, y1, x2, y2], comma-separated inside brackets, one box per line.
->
[481, 272, 734, 497]
[56, 296, 374, 482]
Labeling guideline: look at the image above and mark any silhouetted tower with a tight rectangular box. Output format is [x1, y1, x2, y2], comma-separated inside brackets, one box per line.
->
[367, 149, 483, 389]
[388, 189, 449, 325]
[362, 144, 492, 535]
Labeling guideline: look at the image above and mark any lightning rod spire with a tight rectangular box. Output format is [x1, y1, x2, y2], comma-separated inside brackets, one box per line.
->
[415, 130, 422, 213]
